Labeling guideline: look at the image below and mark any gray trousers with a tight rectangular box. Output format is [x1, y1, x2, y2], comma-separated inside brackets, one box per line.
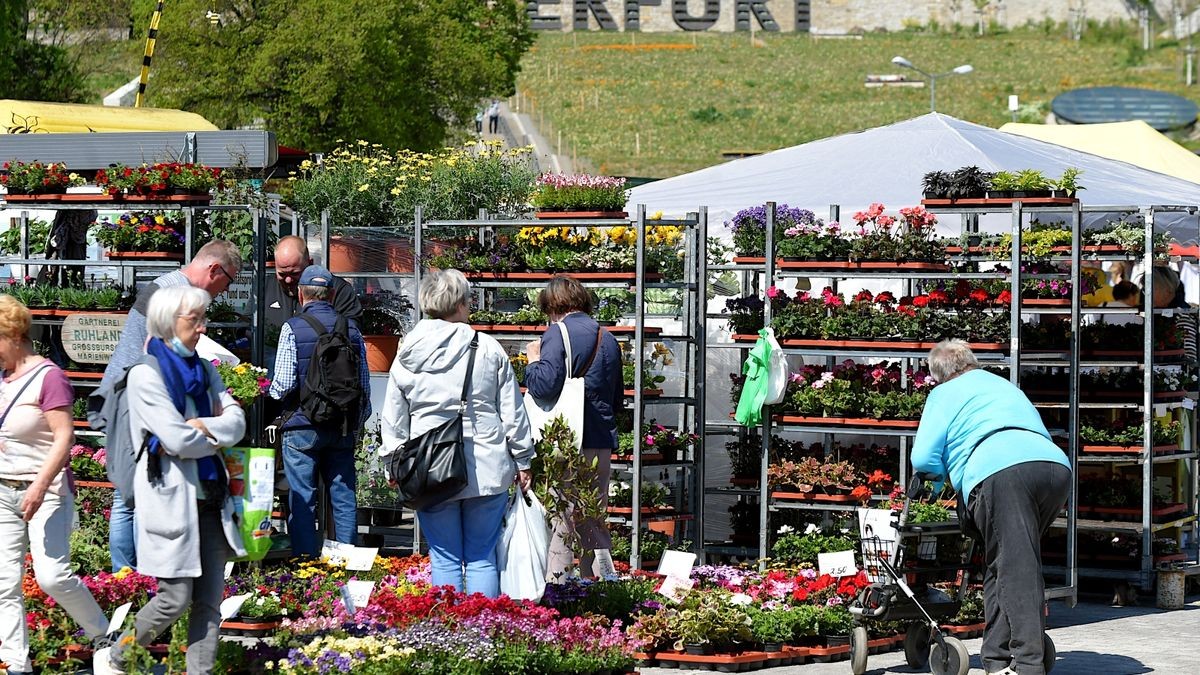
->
[969, 461, 1071, 675]
[111, 508, 230, 675]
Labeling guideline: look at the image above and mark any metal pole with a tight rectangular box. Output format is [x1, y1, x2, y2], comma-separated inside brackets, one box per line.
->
[758, 202, 776, 571]
[632, 205, 648, 567]
[1141, 207, 1155, 589]
[694, 207, 708, 561]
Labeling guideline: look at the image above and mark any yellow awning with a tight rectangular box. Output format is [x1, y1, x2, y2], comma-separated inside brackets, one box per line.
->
[1000, 120, 1200, 186]
[0, 99, 218, 134]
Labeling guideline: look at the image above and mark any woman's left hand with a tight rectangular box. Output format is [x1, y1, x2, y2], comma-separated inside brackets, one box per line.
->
[187, 418, 214, 439]
[20, 480, 48, 522]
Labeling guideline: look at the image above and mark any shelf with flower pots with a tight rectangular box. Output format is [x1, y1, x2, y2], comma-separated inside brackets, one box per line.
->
[406, 205, 707, 569]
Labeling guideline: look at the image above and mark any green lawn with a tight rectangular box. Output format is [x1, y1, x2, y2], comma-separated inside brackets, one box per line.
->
[517, 27, 1200, 178]
[70, 38, 144, 104]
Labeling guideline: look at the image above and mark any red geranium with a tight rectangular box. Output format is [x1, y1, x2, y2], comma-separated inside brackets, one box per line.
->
[912, 295, 930, 308]
[928, 289, 949, 305]
[996, 290, 1012, 305]
[969, 288, 990, 303]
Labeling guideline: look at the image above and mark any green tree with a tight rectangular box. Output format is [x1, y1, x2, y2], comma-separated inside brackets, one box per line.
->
[144, 0, 533, 151]
[0, 0, 86, 104]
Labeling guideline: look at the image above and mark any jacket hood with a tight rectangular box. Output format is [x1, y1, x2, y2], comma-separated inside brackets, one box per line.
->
[397, 319, 476, 373]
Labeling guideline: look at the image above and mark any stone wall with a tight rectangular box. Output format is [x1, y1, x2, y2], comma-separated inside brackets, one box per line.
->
[525, 0, 1170, 33]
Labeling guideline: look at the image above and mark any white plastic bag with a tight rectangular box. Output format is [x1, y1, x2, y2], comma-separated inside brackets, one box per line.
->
[498, 490, 551, 601]
[764, 328, 789, 405]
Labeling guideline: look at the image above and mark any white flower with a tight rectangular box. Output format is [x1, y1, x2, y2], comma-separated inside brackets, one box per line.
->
[729, 593, 753, 606]
[777, 525, 795, 535]
[804, 523, 820, 535]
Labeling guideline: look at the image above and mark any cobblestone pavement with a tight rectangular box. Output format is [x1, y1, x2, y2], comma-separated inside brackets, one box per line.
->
[641, 596, 1200, 674]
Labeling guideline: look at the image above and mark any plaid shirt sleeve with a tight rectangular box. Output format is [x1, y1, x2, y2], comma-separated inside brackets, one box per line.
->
[269, 323, 297, 400]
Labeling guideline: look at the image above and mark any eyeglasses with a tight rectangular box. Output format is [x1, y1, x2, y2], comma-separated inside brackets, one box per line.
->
[177, 314, 208, 328]
[215, 264, 236, 286]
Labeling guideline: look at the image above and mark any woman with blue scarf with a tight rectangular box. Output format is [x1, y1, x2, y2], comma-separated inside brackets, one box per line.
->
[94, 286, 246, 675]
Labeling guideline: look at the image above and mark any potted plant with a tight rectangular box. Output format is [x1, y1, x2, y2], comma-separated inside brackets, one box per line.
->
[92, 212, 186, 258]
[748, 606, 797, 652]
[947, 165, 992, 200]
[237, 591, 285, 624]
[987, 170, 1019, 199]
[530, 172, 628, 218]
[921, 170, 952, 199]
[359, 291, 412, 372]
[0, 219, 50, 255]
[164, 162, 222, 196]
[1, 160, 82, 198]
[1013, 168, 1052, 198]
[214, 361, 271, 408]
[1053, 167, 1084, 198]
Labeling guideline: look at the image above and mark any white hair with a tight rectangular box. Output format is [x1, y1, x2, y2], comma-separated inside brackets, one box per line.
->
[419, 269, 470, 319]
[928, 339, 979, 383]
[146, 285, 212, 340]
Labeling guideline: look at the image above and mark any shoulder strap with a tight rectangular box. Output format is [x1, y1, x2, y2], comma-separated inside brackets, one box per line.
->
[459, 334, 480, 411]
[555, 322, 574, 376]
[577, 326, 604, 378]
[300, 312, 328, 338]
[0, 363, 54, 430]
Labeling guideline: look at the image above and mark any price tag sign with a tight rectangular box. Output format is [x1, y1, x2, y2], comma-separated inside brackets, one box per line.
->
[323, 540, 378, 570]
[656, 550, 697, 580]
[657, 575, 695, 603]
[340, 580, 376, 614]
[592, 549, 616, 579]
[107, 602, 133, 634]
[818, 550, 857, 578]
[224, 562, 235, 579]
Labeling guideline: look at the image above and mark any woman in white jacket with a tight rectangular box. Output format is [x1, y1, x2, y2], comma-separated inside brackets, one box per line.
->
[382, 269, 535, 597]
[94, 286, 246, 675]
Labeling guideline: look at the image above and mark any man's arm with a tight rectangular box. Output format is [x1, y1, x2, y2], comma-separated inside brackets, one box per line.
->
[269, 323, 298, 400]
[332, 276, 363, 323]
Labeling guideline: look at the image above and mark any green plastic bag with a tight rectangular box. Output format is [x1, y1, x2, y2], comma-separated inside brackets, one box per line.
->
[222, 446, 276, 562]
[735, 329, 772, 427]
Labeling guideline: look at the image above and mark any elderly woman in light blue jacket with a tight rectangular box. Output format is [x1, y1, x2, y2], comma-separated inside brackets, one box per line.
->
[382, 269, 535, 598]
[94, 286, 246, 675]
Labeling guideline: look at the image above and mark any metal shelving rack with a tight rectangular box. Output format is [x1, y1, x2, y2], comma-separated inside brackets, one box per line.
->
[406, 205, 708, 568]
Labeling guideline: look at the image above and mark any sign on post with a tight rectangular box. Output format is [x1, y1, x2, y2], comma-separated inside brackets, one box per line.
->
[60, 313, 127, 364]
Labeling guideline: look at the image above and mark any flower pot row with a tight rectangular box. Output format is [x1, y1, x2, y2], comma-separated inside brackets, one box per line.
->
[731, 256, 950, 271]
[3, 191, 212, 204]
[731, 334, 1007, 352]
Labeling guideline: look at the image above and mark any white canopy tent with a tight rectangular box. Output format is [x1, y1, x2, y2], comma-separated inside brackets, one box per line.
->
[626, 113, 1200, 236]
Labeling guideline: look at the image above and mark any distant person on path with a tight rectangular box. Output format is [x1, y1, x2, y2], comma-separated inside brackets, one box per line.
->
[487, 100, 500, 134]
[912, 339, 1071, 675]
[92, 240, 243, 574]
[474, 109, 484, 135]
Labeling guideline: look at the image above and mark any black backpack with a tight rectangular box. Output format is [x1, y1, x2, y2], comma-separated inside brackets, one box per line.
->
[296, 313, 363, 435]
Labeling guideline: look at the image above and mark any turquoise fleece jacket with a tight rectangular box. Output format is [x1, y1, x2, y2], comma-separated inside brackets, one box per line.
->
[911, 369, 1070, 506]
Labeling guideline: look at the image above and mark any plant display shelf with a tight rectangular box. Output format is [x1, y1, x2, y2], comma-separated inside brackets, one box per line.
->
[2, 193, 212, 206]
[920, 197, 1079, 208]
[729, 334, 1008, 353]
[401, 207, 708, 567]
[1051, 514, 1197, 534]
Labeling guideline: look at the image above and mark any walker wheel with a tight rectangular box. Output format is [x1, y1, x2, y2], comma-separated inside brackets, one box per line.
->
[929, 636, 970, 675]
[1044, 633, 1056, 673]
[904, 621, 931, 669]
[850, 625, 869, 675]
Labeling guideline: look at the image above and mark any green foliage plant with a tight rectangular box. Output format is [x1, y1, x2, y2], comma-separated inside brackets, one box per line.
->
[0, 219, 50, 255]
[531, 416, 605, 573]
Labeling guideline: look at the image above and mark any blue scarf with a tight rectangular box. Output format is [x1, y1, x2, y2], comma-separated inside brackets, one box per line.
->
[146, 337, 219, 482]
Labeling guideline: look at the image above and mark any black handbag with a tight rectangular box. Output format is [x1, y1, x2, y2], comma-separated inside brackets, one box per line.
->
[389, 335, 478, 510]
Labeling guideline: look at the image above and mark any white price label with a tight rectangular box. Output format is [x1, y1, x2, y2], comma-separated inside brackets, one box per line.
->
[219, 594, 250, 622]
[340, 580, 376, 614]
[657, 575, 695, 603]
[592, 549, 616, 579]
[818, 550, 857, 578]
[656, 550, 697, 580]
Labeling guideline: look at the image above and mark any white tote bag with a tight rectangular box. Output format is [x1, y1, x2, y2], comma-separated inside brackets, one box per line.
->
[523, 322, 586, 450]
[764, 327, 789, 405]
[498, 490, 551, 601]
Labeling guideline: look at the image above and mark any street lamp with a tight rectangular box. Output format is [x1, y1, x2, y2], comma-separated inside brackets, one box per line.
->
[891, 56, 974, 113]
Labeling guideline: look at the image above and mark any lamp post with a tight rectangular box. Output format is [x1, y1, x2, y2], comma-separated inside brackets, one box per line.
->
[891, 56, 974, 113]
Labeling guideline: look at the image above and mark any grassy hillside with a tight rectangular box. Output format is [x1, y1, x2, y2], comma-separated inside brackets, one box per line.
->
[516, 27, 1200, 178]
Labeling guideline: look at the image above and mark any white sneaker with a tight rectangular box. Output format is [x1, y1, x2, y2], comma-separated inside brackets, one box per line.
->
[988, 669, 1018, 675]
[92, 646, 126, 675]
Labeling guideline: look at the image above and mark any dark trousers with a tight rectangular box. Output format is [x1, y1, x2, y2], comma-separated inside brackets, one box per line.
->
[488, 114, 499, 134]
[969, 461, 1071, 675]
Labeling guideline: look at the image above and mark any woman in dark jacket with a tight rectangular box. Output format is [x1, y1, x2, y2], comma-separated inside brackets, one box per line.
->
[524, 275, 622, 579]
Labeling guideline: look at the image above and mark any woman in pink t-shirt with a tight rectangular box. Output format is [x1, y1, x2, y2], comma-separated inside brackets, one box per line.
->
[0, 296, 108, 674]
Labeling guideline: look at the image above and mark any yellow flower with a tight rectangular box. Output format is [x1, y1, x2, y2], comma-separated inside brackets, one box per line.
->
[358, 184, 370, 192]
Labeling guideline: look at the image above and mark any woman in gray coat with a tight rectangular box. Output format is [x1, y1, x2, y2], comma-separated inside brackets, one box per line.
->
[94, 286, 246, 675]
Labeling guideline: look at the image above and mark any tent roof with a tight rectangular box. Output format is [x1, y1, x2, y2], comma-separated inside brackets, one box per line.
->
[627, 113, 1200, 234]
[999, 120, 1200, 185]
[0, 99, 218, 134]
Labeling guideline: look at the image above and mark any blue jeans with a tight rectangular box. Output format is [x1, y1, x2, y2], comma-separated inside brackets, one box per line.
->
[418, 493, 509, 598]
[109, 488, 137, 572]
[282, 427, 357, 557]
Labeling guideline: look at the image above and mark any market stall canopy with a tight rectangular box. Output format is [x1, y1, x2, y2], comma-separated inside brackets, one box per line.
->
[626, 113, 1200, 236]
[0, 99, 218, 134]
[1000, 120, 1200, 186]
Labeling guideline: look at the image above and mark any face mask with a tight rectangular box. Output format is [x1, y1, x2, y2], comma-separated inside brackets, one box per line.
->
[169, 336, 196, 358]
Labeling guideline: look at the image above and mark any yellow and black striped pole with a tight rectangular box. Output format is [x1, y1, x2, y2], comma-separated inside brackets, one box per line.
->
[134, 0, 165, 108]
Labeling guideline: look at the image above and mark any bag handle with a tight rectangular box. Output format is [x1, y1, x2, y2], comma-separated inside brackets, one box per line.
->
[577, 326, 604, 378]
[558, 322, 604, 380]
[0, 362, 53, 430]
[458, 334, 480, 412]
[555, 322, 574, 376]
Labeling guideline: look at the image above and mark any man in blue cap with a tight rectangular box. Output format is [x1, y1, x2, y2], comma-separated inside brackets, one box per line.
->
[269, 264, 371, 557]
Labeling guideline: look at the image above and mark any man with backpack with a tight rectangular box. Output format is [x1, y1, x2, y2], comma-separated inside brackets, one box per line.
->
[269, 265, 371, 557]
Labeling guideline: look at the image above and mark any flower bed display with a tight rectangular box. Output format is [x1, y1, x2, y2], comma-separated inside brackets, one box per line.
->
[93, 211, 186, 258]
[777, 361, 934, 422]
[531, 173, 628, 217]
[1, 279, 132, 313]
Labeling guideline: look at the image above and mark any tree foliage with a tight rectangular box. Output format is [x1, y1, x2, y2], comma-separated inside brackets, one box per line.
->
[0, 0, 86, 104]
[145, 0, 533, 151]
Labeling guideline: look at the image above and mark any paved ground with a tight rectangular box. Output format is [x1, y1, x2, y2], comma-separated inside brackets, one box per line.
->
[641, 596, 1200, 674]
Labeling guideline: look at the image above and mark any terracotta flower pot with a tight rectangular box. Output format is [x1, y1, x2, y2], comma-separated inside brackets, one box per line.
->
[328, 236, 365, 273]
[363, 334, 400, 372]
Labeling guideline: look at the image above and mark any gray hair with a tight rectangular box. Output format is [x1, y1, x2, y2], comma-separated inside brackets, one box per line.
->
[420, 269, 470, 319]
[193, 239, 243, 274]
[146, 285, 212, 340]
[928, 339, 978, 383]
[300, 285, 331, 302]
